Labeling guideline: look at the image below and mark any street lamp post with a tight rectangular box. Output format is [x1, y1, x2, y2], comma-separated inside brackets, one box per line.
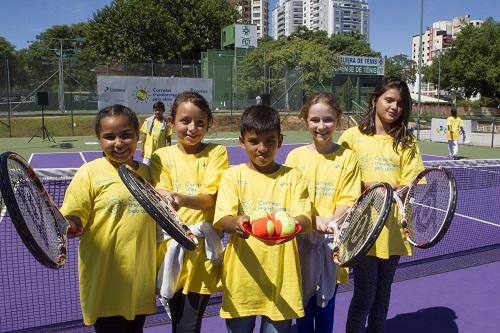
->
[57, 39, 65, 114]
[417, 0, 424, 140]
[437, 50, 441, 113]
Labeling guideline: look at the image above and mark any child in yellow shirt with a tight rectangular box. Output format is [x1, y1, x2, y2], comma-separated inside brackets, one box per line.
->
[61, 105, 157, 332]
[286, 92, 361, 333]
[140, 101, 172, 165]
[214, 105, 311, 333]
[150, 92, 229, 332]
[338, 77, 424, 333]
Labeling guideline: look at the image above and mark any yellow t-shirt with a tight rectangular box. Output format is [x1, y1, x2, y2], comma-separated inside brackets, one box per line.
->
[140, 118, 173, 159]
[446, 116, 463, 141]
[60, 158, 157, 325]
[338, 126, 424, 258]
[286, 145, 361, 287]
[213, 164, 311, 320]
[151, 143, 229, 295]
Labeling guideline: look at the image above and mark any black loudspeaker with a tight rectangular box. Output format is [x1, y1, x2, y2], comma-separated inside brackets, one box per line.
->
[261, 93, 271, 106]
[37, 91, 49, 106]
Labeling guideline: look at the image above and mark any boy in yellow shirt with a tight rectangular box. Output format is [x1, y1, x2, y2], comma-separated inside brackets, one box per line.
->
[446, 108, 465, 159]
[140, 101, 172, 165]
[214, 105, 311, 333]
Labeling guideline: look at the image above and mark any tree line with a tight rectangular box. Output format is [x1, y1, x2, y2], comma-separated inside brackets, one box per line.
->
[0, 0, 497, 106]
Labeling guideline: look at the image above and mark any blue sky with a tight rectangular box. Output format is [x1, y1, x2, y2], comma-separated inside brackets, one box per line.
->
[0, 0, 498, 57]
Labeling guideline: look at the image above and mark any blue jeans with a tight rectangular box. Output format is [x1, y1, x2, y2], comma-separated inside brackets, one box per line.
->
[346, 255, 400, 333]
[226, 316, 292, 333]
[296, 284, 339, 333]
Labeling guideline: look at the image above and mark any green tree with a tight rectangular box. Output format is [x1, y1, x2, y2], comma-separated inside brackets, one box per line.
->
[328, 32, 380, 57]
[16, 24, 89, 92]
[85, 0, 238, 62]
[238, 35, 339, 100]
[384, 54, 417, 84]
[0, 36, 15, 56]
[290, 28, 378, 57]
[423, 18, 499, 100]
[85, 0, 181, 62]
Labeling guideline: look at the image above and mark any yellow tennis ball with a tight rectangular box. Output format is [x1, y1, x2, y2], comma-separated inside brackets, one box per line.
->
[272, 211, 295, 237]
[249, 209, 268, 222]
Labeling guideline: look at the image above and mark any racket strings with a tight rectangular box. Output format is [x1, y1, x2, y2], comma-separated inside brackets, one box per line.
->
[405, 170, 452, 245]
[338, 188, 389, 263]
[7, 159, 64, 261]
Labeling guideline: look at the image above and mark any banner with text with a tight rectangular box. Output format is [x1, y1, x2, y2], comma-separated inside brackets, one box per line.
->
[336, 55, 385, 76]
[97, 76, 213, 113]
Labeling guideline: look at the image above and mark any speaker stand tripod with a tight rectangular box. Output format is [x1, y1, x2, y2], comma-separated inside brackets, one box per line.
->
[28, 105, 56, 143]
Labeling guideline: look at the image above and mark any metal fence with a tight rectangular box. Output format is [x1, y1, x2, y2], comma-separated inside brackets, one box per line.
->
[1, 55, 498, 146]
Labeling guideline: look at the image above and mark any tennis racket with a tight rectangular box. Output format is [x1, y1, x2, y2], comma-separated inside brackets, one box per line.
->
[332, 182, 393, 267]
[0, 151, 69, 269]
[118, 164, 199, 251]
[393, 167, 457, 249]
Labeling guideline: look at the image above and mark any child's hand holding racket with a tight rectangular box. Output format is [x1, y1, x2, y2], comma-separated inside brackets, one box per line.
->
[118, 165, 199, 251]
[315, 183, 393, 267]
[65, 216, 83, 238]
[157, 189, 181, 211]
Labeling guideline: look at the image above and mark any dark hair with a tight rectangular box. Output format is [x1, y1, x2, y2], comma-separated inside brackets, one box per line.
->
[450, 108, 458, 117]
[358, 77, 414, 152]
[300, 92, 343, 124]
[153, 101, 165, 111]
[170, 91, 213, 128]
[95, 104, 139, 138]
[240, 105, 281, 136]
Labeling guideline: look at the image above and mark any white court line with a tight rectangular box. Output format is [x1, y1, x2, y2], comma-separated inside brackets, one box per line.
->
[453, 212, 500, 228]
[79, 152, 87, 163]
[28, 151, 85, 155]
[413, 202, 500, 228]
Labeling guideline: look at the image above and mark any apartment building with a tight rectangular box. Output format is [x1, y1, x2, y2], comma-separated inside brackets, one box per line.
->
[302, 0, 369, 38]
[272, 0, 304, 39]
[411, 15, 483, 67]
[230, 0, 269, 38]
[412, 15, 483, 95]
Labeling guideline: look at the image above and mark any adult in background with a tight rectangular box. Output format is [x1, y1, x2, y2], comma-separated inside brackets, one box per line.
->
[446, 108, 465, 160]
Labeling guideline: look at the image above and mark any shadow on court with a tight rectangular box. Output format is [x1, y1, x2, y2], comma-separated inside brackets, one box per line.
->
[385, 306, 458, 333]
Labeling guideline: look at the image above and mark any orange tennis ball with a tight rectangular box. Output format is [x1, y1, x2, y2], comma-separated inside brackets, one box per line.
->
[271, 211, 296, 237]
[252, 218, 275, 237]
[250, 210, 274, 237]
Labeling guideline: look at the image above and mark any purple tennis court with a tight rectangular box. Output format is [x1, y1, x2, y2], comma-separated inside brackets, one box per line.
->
[1, 146, 499, 332]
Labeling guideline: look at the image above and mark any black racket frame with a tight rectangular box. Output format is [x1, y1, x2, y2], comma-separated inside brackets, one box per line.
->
[118, 164, 198, 251]
[0, 151, 67, 269]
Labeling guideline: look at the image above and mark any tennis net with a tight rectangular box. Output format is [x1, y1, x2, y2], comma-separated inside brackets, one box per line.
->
[1, 159, 500, 332]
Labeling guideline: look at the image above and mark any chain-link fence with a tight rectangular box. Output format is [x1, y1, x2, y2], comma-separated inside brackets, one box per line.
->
[2, 54, 499, 146]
